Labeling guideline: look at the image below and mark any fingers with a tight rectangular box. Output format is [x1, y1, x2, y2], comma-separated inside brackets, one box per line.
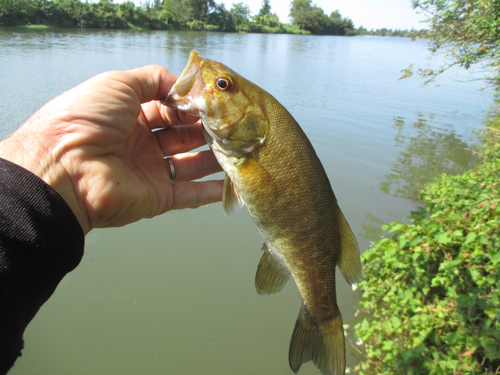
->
[155, 122, 206, 156]
[170, 180, 224, 210]
[165, 150, 224, 210]
[128, 65, 178, 104]
[168, 150, 223, 182]
[127, 65, 201, 129]
[141, 100, 199, 130]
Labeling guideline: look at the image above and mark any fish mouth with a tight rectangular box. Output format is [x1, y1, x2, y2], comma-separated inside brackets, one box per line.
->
[161, 50, 204, 115]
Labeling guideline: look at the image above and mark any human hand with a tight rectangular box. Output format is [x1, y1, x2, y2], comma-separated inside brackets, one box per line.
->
[0, 65, 223, 235]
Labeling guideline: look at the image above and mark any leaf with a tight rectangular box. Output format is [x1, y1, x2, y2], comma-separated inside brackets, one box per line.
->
[464, 232, 477, 244]
[436, 232, 452, 244]
[484, 307, 497, 319]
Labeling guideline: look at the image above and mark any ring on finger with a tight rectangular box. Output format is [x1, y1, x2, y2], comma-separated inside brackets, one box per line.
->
[165, 156, 176, 184]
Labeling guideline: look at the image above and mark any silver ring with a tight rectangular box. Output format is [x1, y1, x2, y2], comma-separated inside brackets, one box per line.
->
[166, 157, 176, 184]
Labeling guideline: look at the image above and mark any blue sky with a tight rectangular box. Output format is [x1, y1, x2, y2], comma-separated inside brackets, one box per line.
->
[108, 0, 428, 30]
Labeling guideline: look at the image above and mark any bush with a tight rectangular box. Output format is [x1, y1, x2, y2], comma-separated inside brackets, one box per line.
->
[353, 117, 500, 374]
[188, 19, 204, 31]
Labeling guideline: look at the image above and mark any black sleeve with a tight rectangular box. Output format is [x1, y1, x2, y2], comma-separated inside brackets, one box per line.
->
[0, 158, 84, 374]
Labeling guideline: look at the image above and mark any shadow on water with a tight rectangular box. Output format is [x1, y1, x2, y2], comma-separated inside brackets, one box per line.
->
[361, 113, 480, 242]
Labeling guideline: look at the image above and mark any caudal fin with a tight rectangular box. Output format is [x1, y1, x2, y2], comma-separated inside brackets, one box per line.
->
[289, 303, 345, 375]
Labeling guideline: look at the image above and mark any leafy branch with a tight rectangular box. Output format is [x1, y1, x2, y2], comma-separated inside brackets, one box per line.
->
[400, 0, 500, 88]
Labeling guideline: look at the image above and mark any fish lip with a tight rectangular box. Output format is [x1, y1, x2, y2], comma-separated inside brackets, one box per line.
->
[160, 50, 203, 111]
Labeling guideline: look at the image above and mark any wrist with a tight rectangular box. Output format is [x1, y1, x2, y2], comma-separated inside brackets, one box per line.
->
[0, 122, 91, 234]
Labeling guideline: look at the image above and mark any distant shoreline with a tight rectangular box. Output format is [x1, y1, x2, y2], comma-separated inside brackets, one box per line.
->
[0, 0, 429, 38]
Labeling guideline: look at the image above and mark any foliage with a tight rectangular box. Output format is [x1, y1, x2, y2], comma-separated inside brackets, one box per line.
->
[357, 26, 429, 38]
[258, 0, 271, 17]
[289, 0, 355, 36]
[206, 2, 234, 32]
[0, 0, 315, 34]
[352, 114, 500, 374]
[404, 0, 500, 86]
[0, 0, 427, 37]
[230, 2, 250, 28]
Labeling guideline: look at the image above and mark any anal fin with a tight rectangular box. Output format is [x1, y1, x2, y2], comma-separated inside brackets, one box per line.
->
[255, 243, 290, 295]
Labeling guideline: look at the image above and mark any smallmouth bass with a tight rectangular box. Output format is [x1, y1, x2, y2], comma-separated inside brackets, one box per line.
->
[162, 50, 362, 375]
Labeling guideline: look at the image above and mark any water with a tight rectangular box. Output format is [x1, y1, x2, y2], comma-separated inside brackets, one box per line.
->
[0, 28, 491, 374]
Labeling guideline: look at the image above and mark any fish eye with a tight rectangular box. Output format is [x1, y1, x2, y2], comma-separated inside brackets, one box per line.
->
[215, 76, 233, 91]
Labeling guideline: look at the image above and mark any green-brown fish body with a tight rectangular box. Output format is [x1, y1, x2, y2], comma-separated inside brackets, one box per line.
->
[162, 50, 361, 375]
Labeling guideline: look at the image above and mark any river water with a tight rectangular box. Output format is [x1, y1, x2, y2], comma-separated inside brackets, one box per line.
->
[0, 28, 491, 374]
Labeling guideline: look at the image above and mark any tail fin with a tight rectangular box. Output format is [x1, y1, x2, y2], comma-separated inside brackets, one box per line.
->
[289, 304, 345, 375]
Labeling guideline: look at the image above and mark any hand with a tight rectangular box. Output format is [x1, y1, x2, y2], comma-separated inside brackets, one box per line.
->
[0, 65, 223, 235]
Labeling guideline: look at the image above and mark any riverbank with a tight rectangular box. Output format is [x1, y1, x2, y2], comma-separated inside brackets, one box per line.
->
[0, 0, 428, 37]
[352, 110, 500, 374]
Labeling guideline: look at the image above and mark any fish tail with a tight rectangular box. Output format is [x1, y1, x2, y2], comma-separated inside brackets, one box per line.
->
[289, 304, 345, 375]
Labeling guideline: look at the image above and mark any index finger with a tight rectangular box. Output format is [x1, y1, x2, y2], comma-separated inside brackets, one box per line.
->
[128, 64, 178, 104]
[128, 65, 200, 128]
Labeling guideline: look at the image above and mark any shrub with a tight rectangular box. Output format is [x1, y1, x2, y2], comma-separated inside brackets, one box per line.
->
[353, 118, 500, 374]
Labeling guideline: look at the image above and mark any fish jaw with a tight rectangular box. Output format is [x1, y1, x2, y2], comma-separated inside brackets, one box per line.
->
[161, 50, 206, 117]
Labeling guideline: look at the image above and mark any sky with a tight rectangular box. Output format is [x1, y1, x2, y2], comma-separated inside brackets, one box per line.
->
[108, 0, 428, 30]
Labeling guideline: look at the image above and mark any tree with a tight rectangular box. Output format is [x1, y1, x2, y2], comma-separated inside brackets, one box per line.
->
[207, 2, 234, 31]
[258, 0, 270, 16]
[289, 0, 328, 34]
[289, 1, 355, 36]
[405, 0, 500, 87]
[230, 2, 250, 27]
[185, 0, 215, 21]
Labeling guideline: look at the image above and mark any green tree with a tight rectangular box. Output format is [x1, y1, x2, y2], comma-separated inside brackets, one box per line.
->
[258, 0, 270, 16]
[357, 25, 368, 35]
[163, 0, 191, 27]
[117, 1, 135, 24]
[187, 0, 215, 21]
[289, 1, 355, 35]
[253, 12, 280, 28]
[207, 2, 234, 31]
[230, 2, 250, 27]
[406, 0, 500, 86]
[289, 0, 329, 34]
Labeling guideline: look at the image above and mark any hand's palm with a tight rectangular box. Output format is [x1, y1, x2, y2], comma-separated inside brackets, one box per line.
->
[3, 66, 222, 233]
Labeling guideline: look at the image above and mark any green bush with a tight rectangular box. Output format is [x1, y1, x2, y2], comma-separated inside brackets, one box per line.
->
[353, 118, 500, 374]
[187, 19, 204, 31]
[204, 23, 219, 31]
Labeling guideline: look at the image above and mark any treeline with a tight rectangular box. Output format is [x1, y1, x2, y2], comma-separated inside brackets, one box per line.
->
[357, 26, 432, 38]
[0, 0, 348, 34]
[0, 0, 426, 37]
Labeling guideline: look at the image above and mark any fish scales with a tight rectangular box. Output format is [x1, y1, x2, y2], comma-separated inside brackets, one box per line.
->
[162, 50, 362, 375]
[240, 95, 341, 318]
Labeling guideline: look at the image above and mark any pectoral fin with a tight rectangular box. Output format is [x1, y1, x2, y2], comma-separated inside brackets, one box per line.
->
[255, 243, 291, 295]
[222, 175, 244, 219]
[336, 205, 362, 285]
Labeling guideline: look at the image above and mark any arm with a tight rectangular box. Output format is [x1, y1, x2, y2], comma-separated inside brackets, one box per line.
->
[0, 158, 84, 374]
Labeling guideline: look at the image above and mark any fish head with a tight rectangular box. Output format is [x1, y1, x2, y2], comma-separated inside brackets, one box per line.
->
[163, 50, 269, 156]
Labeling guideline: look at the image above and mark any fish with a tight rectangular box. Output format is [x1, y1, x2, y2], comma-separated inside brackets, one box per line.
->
[161, 50, 362, 375]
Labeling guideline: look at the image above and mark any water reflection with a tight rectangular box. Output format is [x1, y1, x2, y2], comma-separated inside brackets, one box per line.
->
[380, 113, 479, 199]
[360, 212, 388, 243]
[361, 112, 480, 242]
